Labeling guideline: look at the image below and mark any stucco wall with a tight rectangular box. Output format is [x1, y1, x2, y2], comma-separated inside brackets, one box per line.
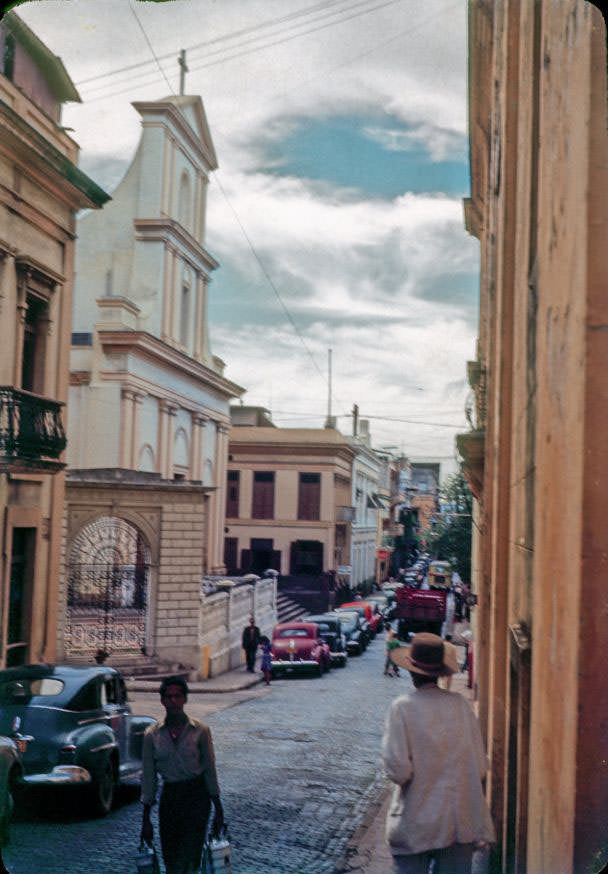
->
[200, 577, 276, 677]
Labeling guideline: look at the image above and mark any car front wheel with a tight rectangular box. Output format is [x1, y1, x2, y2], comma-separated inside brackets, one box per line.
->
[90, 759, 115, 816]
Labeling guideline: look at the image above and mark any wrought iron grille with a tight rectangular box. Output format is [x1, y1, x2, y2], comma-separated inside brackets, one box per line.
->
[65, 517, 151, 657]
[0, 386, 66, 461]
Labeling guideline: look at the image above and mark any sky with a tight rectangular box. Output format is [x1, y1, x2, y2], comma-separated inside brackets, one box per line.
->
[18, 0, 478, 460]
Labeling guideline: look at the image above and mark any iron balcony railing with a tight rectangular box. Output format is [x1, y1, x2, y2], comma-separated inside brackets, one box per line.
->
[336, 506, 356, 523]
[0, 386, 66, 472]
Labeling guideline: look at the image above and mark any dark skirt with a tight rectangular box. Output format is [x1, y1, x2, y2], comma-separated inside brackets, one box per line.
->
[159, 775, 210, 874]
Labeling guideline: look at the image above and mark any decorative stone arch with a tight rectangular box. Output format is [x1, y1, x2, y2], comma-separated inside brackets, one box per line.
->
[66, 505, 161, 568]
[204, 458, 214, 486]
[64, 514, 154, 658]
[138, 443, 156, 473]
[174, 427, 190, 469]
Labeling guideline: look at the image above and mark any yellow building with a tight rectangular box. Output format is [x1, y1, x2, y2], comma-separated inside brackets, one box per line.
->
[459, 3, 608, 872]
[0, 13, 108, 667]
[225, 415, 355, 579]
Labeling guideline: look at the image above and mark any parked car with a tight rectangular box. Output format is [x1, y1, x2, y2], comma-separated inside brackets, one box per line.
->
[331, 611, 366, 656]
[303, 615, 348, 667]
[339, 602, 381, 637]
[0, 665, 156, 815]
[364, 594, 393, 621]
[0, 732, 23, 837]
[271, 622, 330, 677]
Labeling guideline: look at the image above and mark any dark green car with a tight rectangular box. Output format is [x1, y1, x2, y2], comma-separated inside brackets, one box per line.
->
[0, 664, 155, 815]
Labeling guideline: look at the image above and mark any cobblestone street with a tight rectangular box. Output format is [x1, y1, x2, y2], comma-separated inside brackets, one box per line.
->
[6, 637, 407, 874]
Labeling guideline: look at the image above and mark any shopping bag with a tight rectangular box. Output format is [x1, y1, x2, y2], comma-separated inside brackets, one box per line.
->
[201, 826, 232, 873]
[135, 840, 161, 874]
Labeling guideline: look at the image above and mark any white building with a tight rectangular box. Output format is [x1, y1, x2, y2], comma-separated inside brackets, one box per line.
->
[60, 95, 244, 670]
[349, 421, 381, 590]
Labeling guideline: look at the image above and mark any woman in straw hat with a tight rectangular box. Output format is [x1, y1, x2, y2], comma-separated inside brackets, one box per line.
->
[382, 633, 494, 874]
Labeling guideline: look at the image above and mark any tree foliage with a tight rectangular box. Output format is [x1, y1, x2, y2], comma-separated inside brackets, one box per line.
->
[428, 467, 473, 583]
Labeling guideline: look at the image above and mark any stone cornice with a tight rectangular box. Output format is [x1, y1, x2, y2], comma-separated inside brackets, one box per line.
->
[0, 99, 109, 209]
[97, 328, 244, 401]
[134, 217, 218, 273]
[132, 101, 217, 171]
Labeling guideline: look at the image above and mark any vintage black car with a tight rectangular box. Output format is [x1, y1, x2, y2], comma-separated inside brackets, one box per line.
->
[303, 615, 348, 667]
[0, 665, 155, 816]
[331, 610, 367, 655]
[334, 606, 371, 646]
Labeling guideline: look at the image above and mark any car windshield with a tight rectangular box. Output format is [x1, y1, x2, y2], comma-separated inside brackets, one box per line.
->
[276, 629, 311, 638]
[0, 677, 65, 703]
[337, 613, 358, 629]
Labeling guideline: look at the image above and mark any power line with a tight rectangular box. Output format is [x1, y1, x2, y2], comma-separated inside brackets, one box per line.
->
[82, 0, 408, 104]
[343, 413, 466, 428]
[128, 4, 176, 97]
[76, 0, 353, 87]
[212, 171, 330, 391]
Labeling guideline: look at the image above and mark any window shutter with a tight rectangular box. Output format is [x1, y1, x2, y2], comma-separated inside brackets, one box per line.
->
[298, 473, 321, 520]
[226, 471, 240, 518]
[252, 472, 274, 519]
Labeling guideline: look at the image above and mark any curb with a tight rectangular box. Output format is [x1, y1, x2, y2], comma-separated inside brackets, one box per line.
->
[126, 675, 263, 694]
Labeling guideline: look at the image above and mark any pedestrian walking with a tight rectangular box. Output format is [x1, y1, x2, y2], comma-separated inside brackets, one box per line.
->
[141, 676, 224, 874]
[241, 615, 261, 673]
[383, 622, 400, 677]
[382, 633, 494, 874]
[259, 636, 272, 685]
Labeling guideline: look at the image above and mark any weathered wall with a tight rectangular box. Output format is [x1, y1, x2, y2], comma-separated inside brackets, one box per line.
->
[199, 577, 276, 677]
[465, 2, 608, 872]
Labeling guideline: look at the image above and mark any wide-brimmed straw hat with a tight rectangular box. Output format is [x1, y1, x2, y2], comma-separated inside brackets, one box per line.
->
[390, 632, 455, 676]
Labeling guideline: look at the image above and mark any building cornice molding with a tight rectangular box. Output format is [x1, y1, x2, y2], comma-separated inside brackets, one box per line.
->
[134, 217, 218, 273]
[97, 328, 244, 401]
[0, 99, 109, 209]
[132, 100, 218, 171]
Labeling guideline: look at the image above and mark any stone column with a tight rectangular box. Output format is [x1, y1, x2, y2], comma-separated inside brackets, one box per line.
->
[159, 400, 178, 479]
[161, 245, 174, 340]
[119, 388, 136, 468]
[191, 414, 207, 481]
[212, 423, 230, 574]
[14, 269, 29, 387]
[168, 250, 178, 342]
[131, 391, 146, 469]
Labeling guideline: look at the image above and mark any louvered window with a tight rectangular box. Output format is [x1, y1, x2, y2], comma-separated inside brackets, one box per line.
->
[226, 470, 240, 518]
[252, 472, 274, 519]
[298, 473, 321, 521]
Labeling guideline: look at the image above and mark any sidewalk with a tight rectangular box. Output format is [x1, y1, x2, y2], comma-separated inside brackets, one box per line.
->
[126, 664, 263, 694]
[334, 665, 479, 874]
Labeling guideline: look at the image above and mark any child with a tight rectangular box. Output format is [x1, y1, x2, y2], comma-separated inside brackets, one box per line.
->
[259, 635, 272, 686]
[384, 622, 400, 677]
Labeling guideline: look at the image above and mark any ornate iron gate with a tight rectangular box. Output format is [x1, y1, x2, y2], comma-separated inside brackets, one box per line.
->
[65, 516, 151, 657]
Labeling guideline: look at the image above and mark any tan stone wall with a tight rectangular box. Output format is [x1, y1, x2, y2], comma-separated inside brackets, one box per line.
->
[199, 577, 276, 677]
[466, 2, 608, 872]
[62, 482, 207, 668]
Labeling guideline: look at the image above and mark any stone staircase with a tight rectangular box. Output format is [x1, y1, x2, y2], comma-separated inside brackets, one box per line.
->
[65, 653, 191, 682]
[277, 592, 308, 624]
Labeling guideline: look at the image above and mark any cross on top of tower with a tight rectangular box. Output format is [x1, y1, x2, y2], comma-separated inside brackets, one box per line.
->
[178, 49, 188, 96]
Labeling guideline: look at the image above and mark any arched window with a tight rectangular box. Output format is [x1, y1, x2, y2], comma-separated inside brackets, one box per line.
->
[178, 170, 191, 231]
[174, 427, 190, 470]
[138, 444, 155, 473]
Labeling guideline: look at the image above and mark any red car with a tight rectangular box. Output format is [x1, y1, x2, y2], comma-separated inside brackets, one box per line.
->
[340, 601, 383, 636]
[271, 622, 331, 677]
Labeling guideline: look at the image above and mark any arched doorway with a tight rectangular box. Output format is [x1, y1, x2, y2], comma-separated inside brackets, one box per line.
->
[65, 516, 151, 658]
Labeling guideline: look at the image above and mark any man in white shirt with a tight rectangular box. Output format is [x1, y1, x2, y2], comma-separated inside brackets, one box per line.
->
[382, 633, 494, 874]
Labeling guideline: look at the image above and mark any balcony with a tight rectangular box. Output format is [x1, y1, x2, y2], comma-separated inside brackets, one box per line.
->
[336, 505, 356, 523]
[456, 429, 485, 500]
[0, 387, 66, 473]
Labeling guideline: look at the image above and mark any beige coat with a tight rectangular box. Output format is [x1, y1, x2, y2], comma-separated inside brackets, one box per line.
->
[382, 685, 495, 855]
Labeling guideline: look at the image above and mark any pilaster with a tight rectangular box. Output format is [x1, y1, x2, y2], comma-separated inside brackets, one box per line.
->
[119, 388, 136, 468]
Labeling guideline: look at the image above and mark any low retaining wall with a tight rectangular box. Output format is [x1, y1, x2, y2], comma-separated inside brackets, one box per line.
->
[199, 576, 277, 678]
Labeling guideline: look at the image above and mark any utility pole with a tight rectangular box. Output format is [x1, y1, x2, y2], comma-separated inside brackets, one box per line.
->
[178, 49, 188, 95]
[327, 348, 332, 421]
[352, 403, 359, 437]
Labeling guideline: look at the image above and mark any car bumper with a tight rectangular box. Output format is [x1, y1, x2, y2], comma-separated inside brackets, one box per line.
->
[346, 641, 361, 653]
[271, 659, 319, 669]
[23, 765, 92, 786]
[330, 651, 347, 662]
